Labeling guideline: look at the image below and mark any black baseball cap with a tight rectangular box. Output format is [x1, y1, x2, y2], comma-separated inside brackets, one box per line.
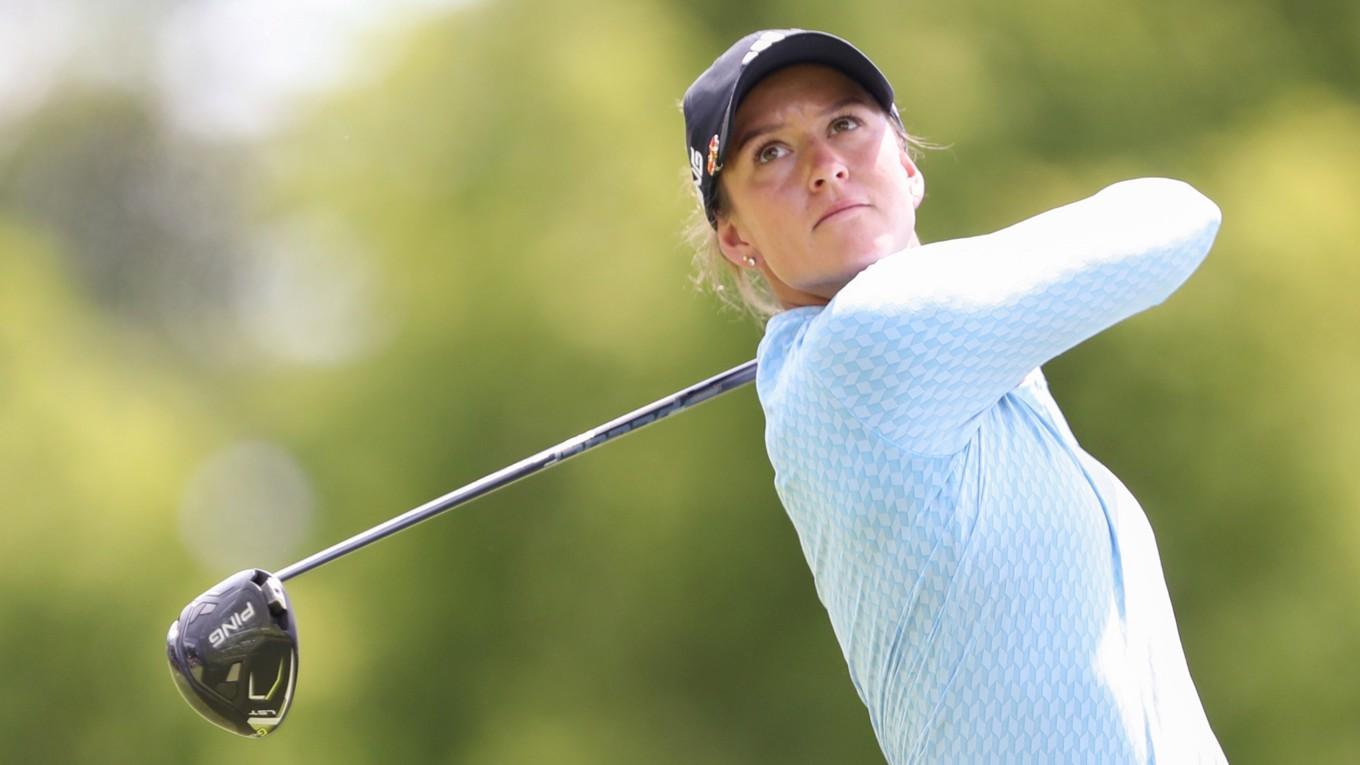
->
[682, 29, 902, 227]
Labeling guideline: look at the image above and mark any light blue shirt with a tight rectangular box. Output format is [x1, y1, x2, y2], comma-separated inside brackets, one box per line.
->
[755, 179, 1227, 763]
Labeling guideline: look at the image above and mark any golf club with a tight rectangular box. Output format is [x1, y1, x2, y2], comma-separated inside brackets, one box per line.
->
[167, 358, 757, 737]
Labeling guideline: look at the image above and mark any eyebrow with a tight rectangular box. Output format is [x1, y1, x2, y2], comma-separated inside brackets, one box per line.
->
[730, 96, 874, 159]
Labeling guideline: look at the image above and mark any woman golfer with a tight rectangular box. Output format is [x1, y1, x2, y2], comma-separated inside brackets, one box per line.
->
[683, 30, 1226, 763]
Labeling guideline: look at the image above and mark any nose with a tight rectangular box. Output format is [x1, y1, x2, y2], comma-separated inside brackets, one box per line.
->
[808, 142, 849, 193]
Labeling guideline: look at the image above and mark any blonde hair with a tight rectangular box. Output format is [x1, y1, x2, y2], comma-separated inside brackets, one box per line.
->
[683, 120, 934, 323]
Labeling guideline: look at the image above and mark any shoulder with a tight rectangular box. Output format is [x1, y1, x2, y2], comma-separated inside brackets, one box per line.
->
[755, 306, 823, 405]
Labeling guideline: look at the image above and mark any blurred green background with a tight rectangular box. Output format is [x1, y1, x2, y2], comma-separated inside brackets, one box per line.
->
[2, 0, 1356, 762]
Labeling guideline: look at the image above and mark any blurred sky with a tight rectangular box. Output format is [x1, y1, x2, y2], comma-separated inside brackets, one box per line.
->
[0, 0, 468, 139]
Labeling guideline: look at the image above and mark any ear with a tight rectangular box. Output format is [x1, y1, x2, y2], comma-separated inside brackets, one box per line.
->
[901, 151, 925, 209]
[716, 212, 759, 269]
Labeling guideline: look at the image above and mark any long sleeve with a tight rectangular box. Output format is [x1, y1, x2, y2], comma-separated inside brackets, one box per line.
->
[753, 177, 1228, 763]
[798, 177, 1221, 454]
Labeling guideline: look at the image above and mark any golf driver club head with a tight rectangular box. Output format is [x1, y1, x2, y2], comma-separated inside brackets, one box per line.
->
[166, 569, 299, 738]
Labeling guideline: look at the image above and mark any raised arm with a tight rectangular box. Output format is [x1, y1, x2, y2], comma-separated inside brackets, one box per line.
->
[799, 177, 1222, 454]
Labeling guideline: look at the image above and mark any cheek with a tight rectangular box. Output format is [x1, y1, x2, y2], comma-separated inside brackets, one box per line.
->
[873, 159, 918, 221]
[742, 193, 802, 248]
[726, 175, 784, 230]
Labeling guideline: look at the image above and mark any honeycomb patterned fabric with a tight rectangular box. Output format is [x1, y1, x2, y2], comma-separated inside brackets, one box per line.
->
[755, 179, 1227, 764]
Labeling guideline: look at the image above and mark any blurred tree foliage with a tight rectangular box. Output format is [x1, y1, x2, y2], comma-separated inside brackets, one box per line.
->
[0, 0, 1356, 762]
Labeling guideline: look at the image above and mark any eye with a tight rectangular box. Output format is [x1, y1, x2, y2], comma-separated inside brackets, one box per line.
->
[829, 114, 863, 134]
[754, 142, 789, 165]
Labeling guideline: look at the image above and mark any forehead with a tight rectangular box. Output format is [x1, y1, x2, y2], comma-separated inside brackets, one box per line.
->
[732, 64, 875, 133]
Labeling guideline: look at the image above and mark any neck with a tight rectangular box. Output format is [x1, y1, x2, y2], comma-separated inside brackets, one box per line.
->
[771, 233, 923, 310]
[772, 284, 831, 310]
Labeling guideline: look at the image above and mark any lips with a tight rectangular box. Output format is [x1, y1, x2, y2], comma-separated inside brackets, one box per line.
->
[814, 201, 870, 229]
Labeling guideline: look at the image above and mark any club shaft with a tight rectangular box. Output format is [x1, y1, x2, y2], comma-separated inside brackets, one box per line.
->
[275, 359, 758, 581]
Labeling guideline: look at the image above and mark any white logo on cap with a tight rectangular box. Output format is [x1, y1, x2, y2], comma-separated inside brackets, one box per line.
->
[741, 30, 790, 65]
[689, 147, 704, 197]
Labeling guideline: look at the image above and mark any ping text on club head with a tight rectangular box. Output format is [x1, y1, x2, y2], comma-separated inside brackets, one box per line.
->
[208, 601, 256, 648]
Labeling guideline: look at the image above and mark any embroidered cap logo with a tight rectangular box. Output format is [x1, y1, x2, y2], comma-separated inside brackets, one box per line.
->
[741, 30, 790, 65]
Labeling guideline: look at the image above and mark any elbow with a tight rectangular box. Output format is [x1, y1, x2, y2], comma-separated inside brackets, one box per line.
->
[1162, 178, 1222, 239]
[1113, 177, 1222, 239]
[1175, 180, 1222, 268]
[1160, 180, 1222, 304]
[1094, 178, 1222, 310]
[1102, 177, 1223, 262]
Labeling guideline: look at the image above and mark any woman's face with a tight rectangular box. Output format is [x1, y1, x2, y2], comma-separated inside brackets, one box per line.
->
[715, 64, 923, 307]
